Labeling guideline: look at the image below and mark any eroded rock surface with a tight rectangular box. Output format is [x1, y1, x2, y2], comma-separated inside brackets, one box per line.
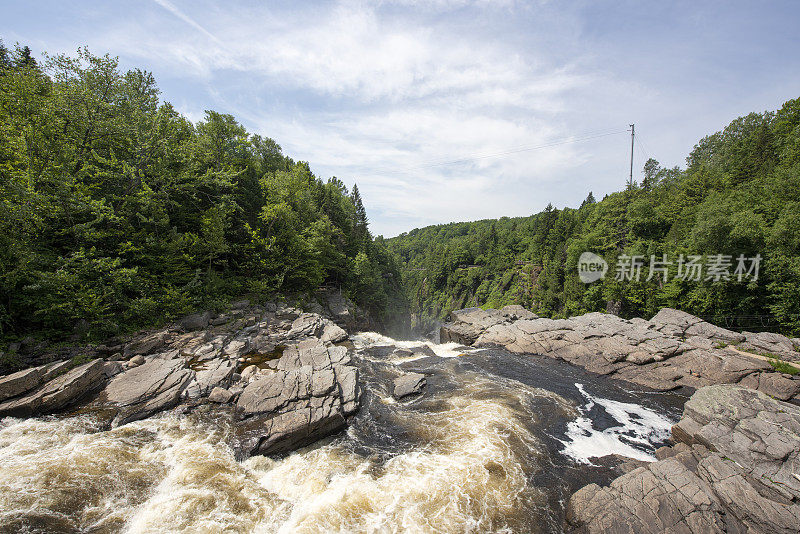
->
[567, 385, 800, 533]
[0, 301, 362, 458]
[0, 359, 106, 417]
[441, 306, 800, 400]
[234, 338, 359, 456]
[103, 358, 195, 427]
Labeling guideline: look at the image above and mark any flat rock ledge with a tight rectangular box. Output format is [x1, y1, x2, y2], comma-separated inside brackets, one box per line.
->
[0, 304, 361, 459]
[441, 306, 800, 400]
[566, 385, 800, 533]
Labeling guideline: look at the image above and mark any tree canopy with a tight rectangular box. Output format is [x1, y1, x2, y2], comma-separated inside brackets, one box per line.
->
[388, 98, 800, 336]
[0, 44, 407, 343]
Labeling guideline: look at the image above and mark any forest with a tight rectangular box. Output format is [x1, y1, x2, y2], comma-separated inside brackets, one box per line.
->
[0, 43, 407, 344]
[388, 98, 800, 336]
[2, 40, 799, 348]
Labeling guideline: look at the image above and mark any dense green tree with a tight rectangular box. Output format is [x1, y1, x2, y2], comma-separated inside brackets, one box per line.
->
[0, 45, 407, 343]
[389, 97, 800, 335]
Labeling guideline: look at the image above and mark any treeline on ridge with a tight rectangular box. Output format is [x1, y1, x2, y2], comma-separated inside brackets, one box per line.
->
[0, 43, 407, 344]
[388, 97, 800, 336]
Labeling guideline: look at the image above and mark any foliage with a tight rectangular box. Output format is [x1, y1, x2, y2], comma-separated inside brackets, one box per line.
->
[388, 98, 800, 336]
[767, 356, 800, 375]
[0, 43, 407, 342]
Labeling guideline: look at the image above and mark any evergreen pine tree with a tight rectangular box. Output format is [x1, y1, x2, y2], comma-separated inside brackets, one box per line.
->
[14, 45, 37, 68]
[351, 184, 368, 229]
[0, 40, 10, 69]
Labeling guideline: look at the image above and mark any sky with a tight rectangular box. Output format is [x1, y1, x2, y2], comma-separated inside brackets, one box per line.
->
[2, 0, 799, 237]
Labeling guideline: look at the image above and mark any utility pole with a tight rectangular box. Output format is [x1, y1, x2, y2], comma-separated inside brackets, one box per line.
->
[628, 124, 635, 189]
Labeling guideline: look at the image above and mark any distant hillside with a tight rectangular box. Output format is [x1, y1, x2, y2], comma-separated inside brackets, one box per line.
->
[388, 98, 800, 336]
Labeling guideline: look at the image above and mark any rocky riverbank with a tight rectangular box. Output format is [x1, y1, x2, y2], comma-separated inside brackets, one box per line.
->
[567, 384, 800, 533]
[441, 306, 800, 401]
[1, 302, 799, 532]
[0, 300, 362, 459]
[441, 305, 800, 532]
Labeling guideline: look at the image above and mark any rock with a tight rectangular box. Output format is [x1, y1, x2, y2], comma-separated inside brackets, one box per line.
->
[102, 361, 124, 379]
[499, 304, 538, 320]
[441, 307, 513, 345]
[566, 458, 732, 533]
[103, 358, 195, 427]
[230, 299, 250, 310]
[177, 311, 213, 331]
[0, 359, 107, 417]
[233, 339, 359, 457]
[0, 365, 46, 402]
[651, 308, 745, 343]
[320, 321, 348, 343]
[393, 372, 426, 399]
[184, 358, 235, 398]
[324, 291, 351, 322]
[128, 355, 146, 367]
[41, 360, 72, 381]
[439, 321, 482, 345]
[208, 386, 235, 403]
[240, 364, 259, 381]
[210, 315, 229, 326]
[442, 305, 800, 401]
[569, 385, 800, 534]
[275, 339, 350, 371]
[123, 330, 170, 358]
[755, 372, 800, 400]
[742, 331, 799, 360]
[285, 313, 347, 343]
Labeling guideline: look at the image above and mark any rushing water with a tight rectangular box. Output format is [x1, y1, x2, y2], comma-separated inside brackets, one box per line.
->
[0, 335, 686, 533]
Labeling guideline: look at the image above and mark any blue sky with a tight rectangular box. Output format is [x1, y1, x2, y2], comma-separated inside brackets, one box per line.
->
[2, 0, 799, 236]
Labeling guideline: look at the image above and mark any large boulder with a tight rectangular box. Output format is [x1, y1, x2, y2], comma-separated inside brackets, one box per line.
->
[650, 308, 745, 343]
[183, 358, 235, 398]
[0, 365, 48, 402]
[393, 372, 426, 399]
[176, 310, 213, 331]
[286, 313, 348, 343]
[0, 359, 107, 417]
[234, 339, 359, 456]
[122, 330, 171, 358]
[568, 385, 800, 533]
[741, 331, 800, 360]
[102, 358, 195, 427]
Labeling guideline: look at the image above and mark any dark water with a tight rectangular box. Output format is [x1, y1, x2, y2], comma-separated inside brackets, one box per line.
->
[0, 336, 687, 533]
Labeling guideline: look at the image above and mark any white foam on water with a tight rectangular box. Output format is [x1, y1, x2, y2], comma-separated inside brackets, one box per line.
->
[0, 380, 558, 533]
[350, 331, 483, 359]
[560, 383, 675, 464]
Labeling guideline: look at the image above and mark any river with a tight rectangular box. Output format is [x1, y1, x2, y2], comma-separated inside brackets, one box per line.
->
[0, 334, 686, 533]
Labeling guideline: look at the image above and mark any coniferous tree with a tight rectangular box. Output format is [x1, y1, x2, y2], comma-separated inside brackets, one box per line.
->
[13, 45, 36, 68]
[351, 184, 368, 228]
[0, 44, 408, 348]
[0, 40, 10, 69]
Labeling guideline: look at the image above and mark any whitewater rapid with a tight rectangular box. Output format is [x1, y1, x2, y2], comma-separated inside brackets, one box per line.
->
[0, 333, 684, 533]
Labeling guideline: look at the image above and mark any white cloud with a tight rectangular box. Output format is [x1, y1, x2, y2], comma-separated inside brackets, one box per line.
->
[30, 0, 791, 236]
